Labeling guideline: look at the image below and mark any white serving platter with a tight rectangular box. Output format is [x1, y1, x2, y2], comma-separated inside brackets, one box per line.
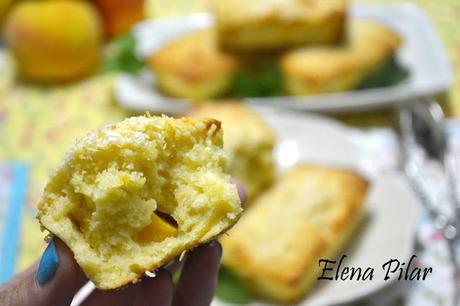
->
[115, 2, 452, 114]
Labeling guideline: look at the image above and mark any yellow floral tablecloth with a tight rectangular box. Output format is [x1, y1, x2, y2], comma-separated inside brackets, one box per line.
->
[0, 0, 459, 272]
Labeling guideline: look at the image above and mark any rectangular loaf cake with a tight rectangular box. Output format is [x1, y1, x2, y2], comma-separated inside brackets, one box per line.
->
[220, 165, 368, 303]
[213, 0, 347, 52]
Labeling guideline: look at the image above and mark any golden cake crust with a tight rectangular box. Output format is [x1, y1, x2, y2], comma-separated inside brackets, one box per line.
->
[37, 115, 242, 290]
[147, 28, 239, 100]
[281, 20, 402, 95]
[221, 165, 368, 303]
[189, 102, 275, 155]
[189, 102, 276, 201]
[213, 0, 347, 52]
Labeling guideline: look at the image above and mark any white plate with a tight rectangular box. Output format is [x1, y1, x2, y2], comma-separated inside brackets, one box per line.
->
[115, 2, 452, 114]
[210, 108, 421, 306]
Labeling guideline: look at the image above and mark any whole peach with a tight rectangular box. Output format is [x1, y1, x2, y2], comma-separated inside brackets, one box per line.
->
[4, 0, 103, 83]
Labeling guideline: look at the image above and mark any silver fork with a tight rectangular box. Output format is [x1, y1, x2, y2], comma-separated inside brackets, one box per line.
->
[397, 98, 460, 306]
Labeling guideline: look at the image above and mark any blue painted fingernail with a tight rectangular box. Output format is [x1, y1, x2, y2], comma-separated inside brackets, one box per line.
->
[36, 239, 60, 286]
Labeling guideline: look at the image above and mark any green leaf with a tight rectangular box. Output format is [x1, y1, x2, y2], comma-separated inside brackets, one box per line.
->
[356, 54, 410, 90]
[229, 59, 284, 98]
[216, 267, 252, 305]
[101, 34, 145, 74]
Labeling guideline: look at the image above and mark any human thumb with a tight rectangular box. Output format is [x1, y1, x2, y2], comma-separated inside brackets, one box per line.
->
[0, 238, 87, 306]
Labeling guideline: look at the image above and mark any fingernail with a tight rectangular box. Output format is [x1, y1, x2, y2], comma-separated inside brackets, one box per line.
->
[36, 239, 60, 286]
[164, 258, 178, 270]
[231, 178, 247, 204]
[206, 239, 222, 253]
[158, 268, 173, 282]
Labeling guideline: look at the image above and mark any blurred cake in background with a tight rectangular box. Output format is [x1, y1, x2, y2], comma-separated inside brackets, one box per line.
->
[281, 20, 403, 95]
[147, 28, 239, 100]
[212, 0, 347, 52]
[189, 102, 276, 202]
[221, 165, 368, 303]
[143, 1, 409, 102]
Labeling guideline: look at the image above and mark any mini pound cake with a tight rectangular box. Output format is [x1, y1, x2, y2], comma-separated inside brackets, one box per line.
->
[147, 28, 239, 100]
[281, 20, 402, 95]
[212, 0, 347, 52]
[189, 102, 276, 202]
[37, 115, 242, 290]
[221, 165, 368, 303]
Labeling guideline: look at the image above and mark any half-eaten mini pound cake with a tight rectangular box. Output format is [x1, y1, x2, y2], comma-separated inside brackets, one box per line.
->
[213, 0, 347, 52]
[221, 165, 368, 303]
[189, 102, 276, 203]
[37, 115, 242, 290]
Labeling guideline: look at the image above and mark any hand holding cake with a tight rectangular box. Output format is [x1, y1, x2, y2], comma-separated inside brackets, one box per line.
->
[0, 236, 227, 306]
[0, 114, 244, 305]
